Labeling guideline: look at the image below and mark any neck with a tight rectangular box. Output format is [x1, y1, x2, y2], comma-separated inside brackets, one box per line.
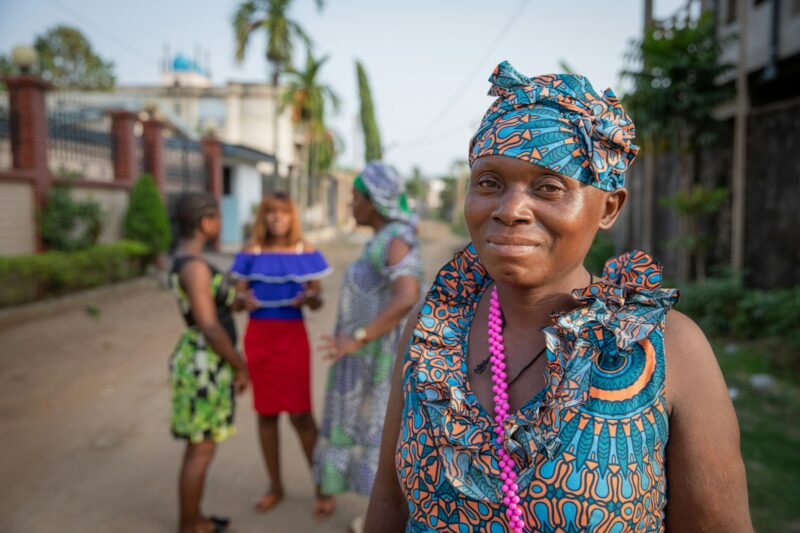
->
[370, 215, 389, 232]
[494, 265, 592, 331]
[264, 235, 291, 248]
[177, 233, 206, 256]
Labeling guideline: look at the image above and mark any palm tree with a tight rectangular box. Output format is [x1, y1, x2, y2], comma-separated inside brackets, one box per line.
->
[281, 49, 340, 202]
[233, 0, 323, 186]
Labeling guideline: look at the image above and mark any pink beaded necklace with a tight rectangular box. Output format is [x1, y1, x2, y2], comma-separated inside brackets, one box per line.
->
[488, 286, 526, 533]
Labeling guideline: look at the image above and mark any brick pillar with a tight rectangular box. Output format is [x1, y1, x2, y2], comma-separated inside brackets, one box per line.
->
[201, 134, 223, 201]
[201, 134, 223, 250]
[3, 74, 53, 251]
[108, 110, 138, 182]
[142, 117, 165, 195]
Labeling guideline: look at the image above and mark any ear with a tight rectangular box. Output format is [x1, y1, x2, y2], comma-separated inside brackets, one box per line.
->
[598, 188, 628, 230]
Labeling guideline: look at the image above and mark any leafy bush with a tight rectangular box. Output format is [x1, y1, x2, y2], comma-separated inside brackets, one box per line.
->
[733, 287, 800, 346]
[677, 270, 800, 345]
[585, 232, 616, 275]
[123, 174, 171, 255]
[675, 268, 745, 336]
[38, 185, 104, 251]
[0, 240, 149, 308]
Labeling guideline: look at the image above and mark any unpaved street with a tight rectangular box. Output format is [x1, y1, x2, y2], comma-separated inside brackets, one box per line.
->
[0, 221, 466, 533]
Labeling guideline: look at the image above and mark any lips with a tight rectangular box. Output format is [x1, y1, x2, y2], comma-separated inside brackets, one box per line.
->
[485, 235, 542, 256]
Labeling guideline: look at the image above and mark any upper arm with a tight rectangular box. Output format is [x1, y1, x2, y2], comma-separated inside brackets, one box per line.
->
[179, 260, 219, 330]
[387, 237, 419, 302]
[366, 301, 422, 529]
[664, 310, 752, 532]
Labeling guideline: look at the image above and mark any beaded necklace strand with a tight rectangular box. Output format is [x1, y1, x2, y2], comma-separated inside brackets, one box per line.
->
[488, 286, 526, 532]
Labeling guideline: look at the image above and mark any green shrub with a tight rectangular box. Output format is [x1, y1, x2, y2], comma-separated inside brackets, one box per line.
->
[123, 174, 171, 255]
[0, 240, 149, 308]
[585, 232, 615, 275]
[675, 268, 745, 336]
[676, 269, 800, 345]
[733, 287, 800, 346]
[38, 185, 104, 251]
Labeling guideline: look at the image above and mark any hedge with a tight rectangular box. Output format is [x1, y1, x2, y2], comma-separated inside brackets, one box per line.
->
[0, 240, 150, 308]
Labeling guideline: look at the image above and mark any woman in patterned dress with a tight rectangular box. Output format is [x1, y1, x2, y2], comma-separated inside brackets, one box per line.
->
[313, 162, 424, 524]
[169, 192, 249, 533]
[365, 63, 752, 532]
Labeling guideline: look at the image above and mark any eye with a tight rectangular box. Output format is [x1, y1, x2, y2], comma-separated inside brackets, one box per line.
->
[476, 175, 501, 189]
[535, 177, 566, 194]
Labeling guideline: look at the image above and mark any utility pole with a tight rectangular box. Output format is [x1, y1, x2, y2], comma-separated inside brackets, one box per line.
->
[642, 0, 655, 251]
[732, 0, 749, 270]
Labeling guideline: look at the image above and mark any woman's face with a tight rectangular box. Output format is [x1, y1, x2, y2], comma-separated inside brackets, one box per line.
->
[351, 188, 375, 226]
[199, 209, 221, 240]
[465, 155, 625, 288]
[265, 204, 292, 239]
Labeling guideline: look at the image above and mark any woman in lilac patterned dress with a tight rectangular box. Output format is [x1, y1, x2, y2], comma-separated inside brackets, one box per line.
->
[313, 162, 424, 523]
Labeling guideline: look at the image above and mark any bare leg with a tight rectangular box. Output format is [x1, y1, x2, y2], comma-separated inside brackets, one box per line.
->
[178, 440, 217, 533]
[255, 414, 284, 512]
[289, 412, 335, 518]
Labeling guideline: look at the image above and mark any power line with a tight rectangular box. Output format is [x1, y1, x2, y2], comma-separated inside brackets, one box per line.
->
[43, 0, 158, 68]
[399, 0, 529, 152]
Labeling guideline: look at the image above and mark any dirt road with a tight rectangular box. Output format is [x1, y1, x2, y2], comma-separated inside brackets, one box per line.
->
[0, 221, 466, 533]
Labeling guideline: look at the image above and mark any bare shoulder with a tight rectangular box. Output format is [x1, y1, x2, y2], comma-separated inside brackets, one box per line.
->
[387, 236, 412, 266]
[242, 242, 260, 253]
[301, 240, 317, 253]
[663, 309, 727, 415]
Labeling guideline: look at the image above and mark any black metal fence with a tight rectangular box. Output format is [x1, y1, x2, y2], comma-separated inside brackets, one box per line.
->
[46, 94, 114, 180]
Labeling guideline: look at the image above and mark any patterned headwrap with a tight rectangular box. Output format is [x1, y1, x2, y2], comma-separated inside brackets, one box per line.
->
[469, 61, 639, 191]
[354, 161, 417, 226]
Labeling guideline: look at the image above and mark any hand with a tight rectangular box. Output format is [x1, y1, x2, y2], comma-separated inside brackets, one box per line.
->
[292, 287, 321, 309]
[235, 290, 259, 312]
[319, 334, 363, 362]
[234, 366, 249, 395]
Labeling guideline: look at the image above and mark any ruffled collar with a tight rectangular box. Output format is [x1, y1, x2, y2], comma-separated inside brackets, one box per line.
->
[411, 245, 678, 501]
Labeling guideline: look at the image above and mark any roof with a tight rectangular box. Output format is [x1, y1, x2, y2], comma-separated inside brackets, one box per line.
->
[222, 143, 277, 163]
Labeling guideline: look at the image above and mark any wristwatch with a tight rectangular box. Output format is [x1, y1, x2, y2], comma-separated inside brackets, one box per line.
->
[353, 327, 368, 343]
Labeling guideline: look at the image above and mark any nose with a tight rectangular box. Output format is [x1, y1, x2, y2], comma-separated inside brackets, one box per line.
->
[492, 189, 533, 226]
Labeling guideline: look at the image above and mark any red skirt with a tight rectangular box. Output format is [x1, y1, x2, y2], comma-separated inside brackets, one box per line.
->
[243, 318, 311, 415]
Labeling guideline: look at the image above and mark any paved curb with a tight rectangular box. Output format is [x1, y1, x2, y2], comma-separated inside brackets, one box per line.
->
[0, 275, 163, 330]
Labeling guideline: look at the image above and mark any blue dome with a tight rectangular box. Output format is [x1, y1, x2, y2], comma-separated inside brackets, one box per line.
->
[172, 54, 192, 72]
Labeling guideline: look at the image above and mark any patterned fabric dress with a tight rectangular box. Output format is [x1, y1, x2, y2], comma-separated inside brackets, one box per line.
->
[396, 245, 679, 532]
[169, 257, 238, 444]
[313, 221, 424, 496]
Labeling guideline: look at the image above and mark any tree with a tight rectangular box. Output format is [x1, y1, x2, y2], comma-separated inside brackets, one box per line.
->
[622, 12, 733, 279]
[282, 49, 340, 179]
[233, 0, 323, 191]
[33, 25, 116, 90]
[356, 60, 383, 161]
[123, 174, 171, 256]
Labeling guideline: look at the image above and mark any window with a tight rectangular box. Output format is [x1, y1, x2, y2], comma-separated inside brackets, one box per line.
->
[223, 166, 233, 195]
[727, 0, 737, 23]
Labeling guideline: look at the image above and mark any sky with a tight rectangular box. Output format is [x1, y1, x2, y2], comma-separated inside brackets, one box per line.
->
[0, 0, 686, 177]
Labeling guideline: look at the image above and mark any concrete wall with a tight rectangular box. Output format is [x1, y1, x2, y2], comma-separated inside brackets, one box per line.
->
[69, 187, 130, 244]
[0, 181, 36, 256]
[234, 163, 262, 227]
[719, 0, 800, 78]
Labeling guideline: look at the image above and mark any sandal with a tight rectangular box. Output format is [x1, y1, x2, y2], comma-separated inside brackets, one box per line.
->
[313, 495, 335, 519]
[209, 516, 231, 532]
[254, 493, 283, 513]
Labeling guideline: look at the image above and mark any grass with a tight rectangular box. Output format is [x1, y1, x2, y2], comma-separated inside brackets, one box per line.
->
[712, 338, 800, 532]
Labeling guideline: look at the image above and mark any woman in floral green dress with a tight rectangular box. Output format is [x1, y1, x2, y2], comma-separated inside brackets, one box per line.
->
[169, 192, 249, 533]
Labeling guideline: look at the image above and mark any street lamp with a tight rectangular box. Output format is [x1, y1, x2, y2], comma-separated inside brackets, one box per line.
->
[10, 45, 38, 74]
